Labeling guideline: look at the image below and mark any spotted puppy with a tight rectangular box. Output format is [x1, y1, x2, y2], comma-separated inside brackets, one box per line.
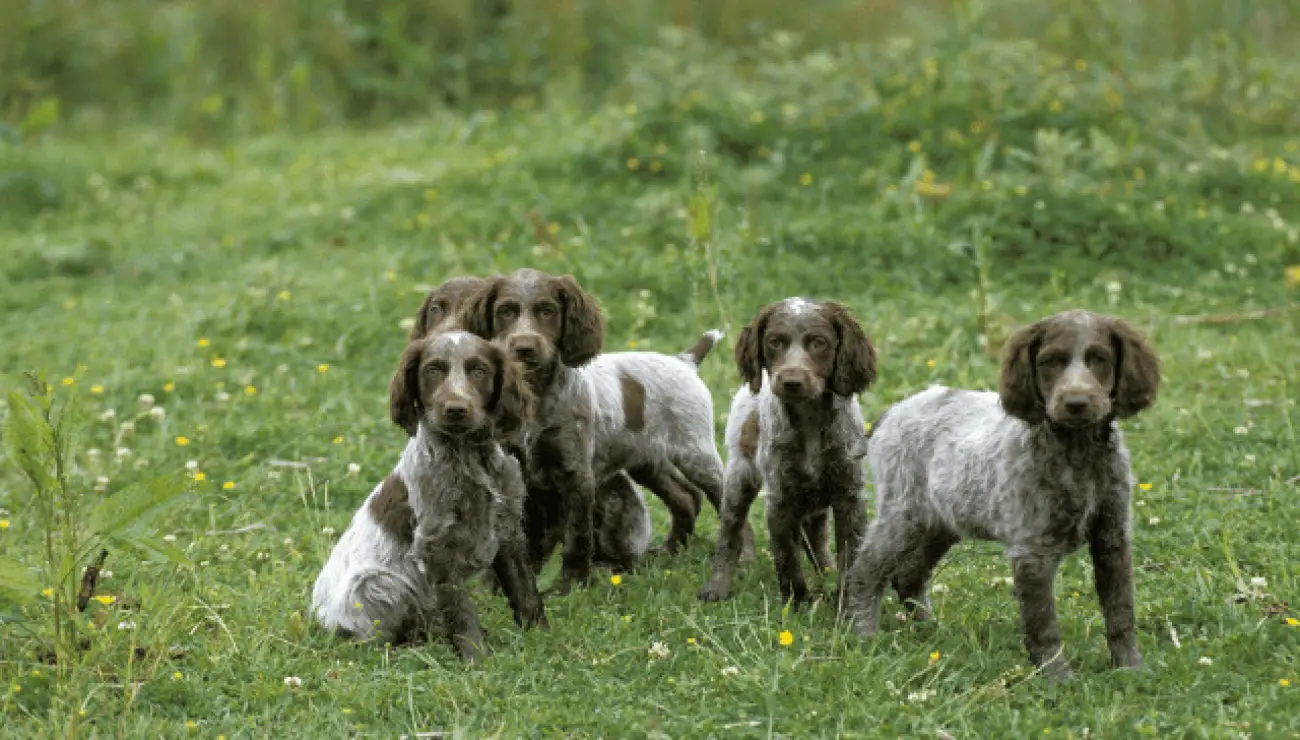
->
[460, 268, 737, 592]
[699, 298, 877, 607]
[409, 275, 721, 568]
[311, 331, 544, 662]
[845, 310, 1159, 680]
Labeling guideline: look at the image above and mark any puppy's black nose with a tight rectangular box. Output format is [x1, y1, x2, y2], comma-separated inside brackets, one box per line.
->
[443, 402, 469, 421]
[781, 378, 805, 394]
[511, 340, 538, 362]
[1063, 396, 1089, 415]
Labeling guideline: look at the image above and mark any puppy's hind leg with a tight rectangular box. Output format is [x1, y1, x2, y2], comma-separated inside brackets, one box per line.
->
[678, 449, 757, 561]
[890, 530, 958, 622]
[626, 464, 697, 555]
[594, 471, 651, 570]
[844, 516, 916, 637]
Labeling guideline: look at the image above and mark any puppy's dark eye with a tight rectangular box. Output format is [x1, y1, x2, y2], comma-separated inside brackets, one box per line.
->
[470, 365, 489, 378]
[808, 336, 830, 352]
[1039, 356, 1067, 370]
[424, 365, 444, 378]
[537, 306, 556, 319]
[496, 305, 518, 319]
[766, 336, 786, 350]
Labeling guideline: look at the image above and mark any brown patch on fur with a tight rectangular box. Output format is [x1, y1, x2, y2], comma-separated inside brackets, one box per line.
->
[619, 372, 646, 432]
[369, 474, 414, 544]
[738, 410, 759, 460]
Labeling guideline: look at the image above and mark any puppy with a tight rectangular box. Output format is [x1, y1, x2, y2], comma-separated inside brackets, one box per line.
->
[311, 331, 544, 662]
[459, 269, 736, 591]
[699, 298, 877, 607]
[845, 310, 1159, 680]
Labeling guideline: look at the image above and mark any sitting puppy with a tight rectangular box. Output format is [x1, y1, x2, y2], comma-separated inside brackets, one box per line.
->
[459, 269, 740, 592]
[699, 298, 877, 607]
[311, 330, 544, 662]
[845, 310, 1159, 680]
[409, 275, 724, 568]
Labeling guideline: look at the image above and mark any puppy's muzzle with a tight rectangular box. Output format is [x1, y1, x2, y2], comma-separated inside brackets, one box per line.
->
[772, 368, 817, 400]
[508, 333, 546, 366]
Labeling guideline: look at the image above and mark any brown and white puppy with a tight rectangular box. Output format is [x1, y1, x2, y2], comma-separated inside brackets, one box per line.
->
[845, 309, 1159, 680]
[407, 275, 707, 569]
[459, 269, 735, 592]
[311, 331, 544, 662]
[700, 297, 877, 607]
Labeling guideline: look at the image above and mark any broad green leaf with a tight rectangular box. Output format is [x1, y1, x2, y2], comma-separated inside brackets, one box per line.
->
[3, 390, 56, 495]
[0, 556, 42, 606]
[88, 476, 190, 538]
[106, 534, 192, 567]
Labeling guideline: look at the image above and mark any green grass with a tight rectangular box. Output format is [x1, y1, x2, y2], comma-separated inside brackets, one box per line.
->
[2, 23, 1300, 739]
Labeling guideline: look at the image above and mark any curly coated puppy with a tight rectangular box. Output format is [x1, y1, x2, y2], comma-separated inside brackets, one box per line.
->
[845, 309, 1159, 680]
[700, 297, 877, 608]
[459, 269, 734, 592]
[311, 331, 543, 662]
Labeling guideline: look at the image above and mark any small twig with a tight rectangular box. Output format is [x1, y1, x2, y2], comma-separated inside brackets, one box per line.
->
[1207, 487, 1263, 496]
[77, 549, 110, 612]
[1172, 305, 1296, 326]
[204, 523, 277, 536]
[269, 458, 328, 468]
[722, 721, 763, 730]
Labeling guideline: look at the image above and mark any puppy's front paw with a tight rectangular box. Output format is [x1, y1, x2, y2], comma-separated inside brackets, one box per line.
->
[1037, 657, 1074, 682]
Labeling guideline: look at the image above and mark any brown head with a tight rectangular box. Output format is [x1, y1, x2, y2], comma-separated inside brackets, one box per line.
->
[456, 268, 605, 377]
[999, 310, 1160, 428]
[734, 298, 877, 401]
[389, 330, 534, 439]
[408, 275, 487, 341]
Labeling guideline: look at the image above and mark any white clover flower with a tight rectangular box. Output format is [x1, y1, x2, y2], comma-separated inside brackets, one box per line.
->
[1148, 517, 1161, 526]
[347, 463, 361, 475]
[931, 583, 950, 594]
[138, 393, 155, 411]
[1198, 656, 1213, 666]
[648, 641, 670, 660]
[117, 621, 136, 631]
[321, 527, 336, 536]
[99, 408, 117, 423]
[721, 666, 739, 677]
[163, 534, 178, 544]
[215, 392, 231, 403]
[116, 447, 131, 459]
[1250, 576, 1267, 588]
[185, 460, 199, 471]
[120, 421, 135, 436]
[93, 477, 109, 493]
[87, 448, 102, 459]
[284, 676, 303, 688]
[149, 406, 165, 420]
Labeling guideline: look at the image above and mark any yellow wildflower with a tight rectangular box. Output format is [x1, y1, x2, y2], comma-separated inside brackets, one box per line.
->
[90, 384, 103, 394]
[1048, 100, 1062, 113]
[212, 357, 228, 369]
[197, 338, 210, 348]
[194, 472, 206, 482]
[222, 481, 235, 490]
[779, 630, 794, 647]
[687, 637, 696, 645]
[1285, 265, 1300, 289]
[926, 360, 936, 368]
[333, 436, 344, 445]
[0, 520, 9, 530]
[799, 172, 814, 186]
[342, 708, 353, 716]
[1139, 483, 1153, 491]
[317, 364, 330, 373]
[245, 385, 257, 396]
[175, 436, 190, 446]
[626, 158, 640, 171]
[1074, 59, 1087, 72]
[908, 141, 922, 153]
[610, 575, 622, 586]
[277, 290, 292, 302]
[1285, 617, 1298, 627]
[42, 588, 53, 598]
[163, 382, 175, 392]
[93, 594, 116, 606]
[1281, 679, 1290, 687]
[173, 672, 182, 680]
[930, 651, 941, 664]
[61, 377, 75, 386]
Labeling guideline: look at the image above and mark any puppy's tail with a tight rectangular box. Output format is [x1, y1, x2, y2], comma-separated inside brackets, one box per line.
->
[677, 329, 724, 370]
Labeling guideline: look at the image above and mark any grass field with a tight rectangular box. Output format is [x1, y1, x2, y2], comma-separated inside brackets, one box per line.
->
[3, 12, 1300, 739]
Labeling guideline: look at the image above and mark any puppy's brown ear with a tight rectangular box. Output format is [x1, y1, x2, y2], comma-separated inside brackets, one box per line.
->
[457, 277, 501, 340]
[555, 274, 604, 367]
[489, 346, 535, 436]
[410, 291, 440, 341]
[734, 305, 772, 394]
[999, 319, 1046, 424]
[389, 341, 425, 436]
[826, 302, 877, 397]
[1108, 316, 1160, 419]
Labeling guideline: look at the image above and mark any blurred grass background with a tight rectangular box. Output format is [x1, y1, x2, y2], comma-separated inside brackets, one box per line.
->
[3, 0, 1299, 137]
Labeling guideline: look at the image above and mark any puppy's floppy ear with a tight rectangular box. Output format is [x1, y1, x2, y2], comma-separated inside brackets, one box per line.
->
[555, 274, 604, 367]
[410, 290, 441, 341]
[457, 277, 501, 340]
[1107, 316, 1160, 418]
[825, 302, 877, 397]
[999, 319, 1046, 424]
[488, 346, 535, 436]
[389, 341, 426, 436]
[734, 305, 773, 394]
